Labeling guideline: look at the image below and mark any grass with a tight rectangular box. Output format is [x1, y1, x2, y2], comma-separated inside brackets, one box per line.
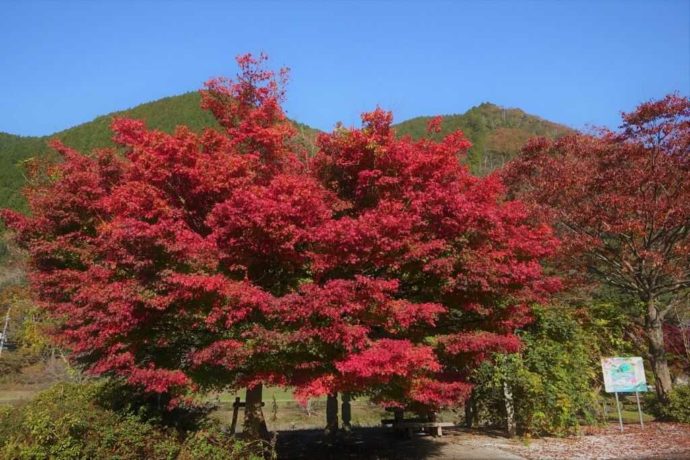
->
[210, 387, 390, 430]
[606, 408, 655, 424]
[0, 384, 391, 430]
[215, 386, 299, 403]
[211, 398, 391, 431]
[0, 384, 391, 431]
[0, 384, 658, 432]
[602, 395, 656, 424]
[0, 389, 37, 403]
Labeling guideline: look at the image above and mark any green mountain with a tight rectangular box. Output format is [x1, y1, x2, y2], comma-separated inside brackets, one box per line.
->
[0, 92, 319, 213]
[0, 132, 48, 211]
[0, 96, 570, 214]
[394, 102, 572, 174]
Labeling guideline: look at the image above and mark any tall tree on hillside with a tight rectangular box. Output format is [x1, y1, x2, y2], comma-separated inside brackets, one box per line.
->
[502, 94, 690, 402]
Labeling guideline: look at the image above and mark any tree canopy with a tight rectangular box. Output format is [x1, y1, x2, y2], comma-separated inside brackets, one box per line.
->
[1, 54, 559, 435]
[502, 93, 690, 402]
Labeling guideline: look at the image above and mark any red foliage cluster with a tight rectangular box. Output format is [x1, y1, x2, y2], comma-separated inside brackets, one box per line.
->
[1, 55, 558, 412]
[501, 94, 690, 400]
[502, 95, 690, 295]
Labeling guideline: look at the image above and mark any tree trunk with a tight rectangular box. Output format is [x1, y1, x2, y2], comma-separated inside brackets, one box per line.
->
[646, 317, 673, 403]
[244, 384, 269, 440]
[325, 393, 339, 436]
[503, 381, 516, 437]
[341, 393, 351, 432]
[464, 391, 477, 428]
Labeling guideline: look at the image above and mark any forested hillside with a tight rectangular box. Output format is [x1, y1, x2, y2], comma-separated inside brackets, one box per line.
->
[0, 95, 569, 213]
[395, 102, 572, 174]
[0, 92, 319, 212]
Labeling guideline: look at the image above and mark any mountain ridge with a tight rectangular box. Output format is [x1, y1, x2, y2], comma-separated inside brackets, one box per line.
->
[0, 94, 572, 212]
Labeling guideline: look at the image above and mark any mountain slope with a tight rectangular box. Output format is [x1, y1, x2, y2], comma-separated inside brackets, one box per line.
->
[0, 132, 48, 212]
[394, 102, 572, 174]
[0, 92, 319, 213]
[1, 97, 570, 213]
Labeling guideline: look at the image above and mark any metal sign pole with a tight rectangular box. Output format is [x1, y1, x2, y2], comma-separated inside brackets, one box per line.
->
[0, 308, 10, 358]
[614, 392, 624, 432]
[635, 391, 644, 428]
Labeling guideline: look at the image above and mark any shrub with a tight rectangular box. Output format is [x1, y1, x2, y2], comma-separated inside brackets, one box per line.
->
[0, 382, 266, 459]
[0, 349, 40, 378]
[0, 383, 179, 459]
[665, 385, 690, 423]
[96, 379, 213, 433]
[472, 306, 601, 436]
[178, 428, 266, 460]
[646, 385, 690, 423]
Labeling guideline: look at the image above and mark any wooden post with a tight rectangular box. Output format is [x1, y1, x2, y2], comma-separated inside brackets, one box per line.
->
[230, 397, 241, 435]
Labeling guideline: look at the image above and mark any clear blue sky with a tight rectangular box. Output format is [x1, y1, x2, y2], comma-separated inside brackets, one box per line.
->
[1, 0, 688, 136]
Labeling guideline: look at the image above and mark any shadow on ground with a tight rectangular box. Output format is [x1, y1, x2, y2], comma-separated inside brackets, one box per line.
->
[276, 426, 446, 460]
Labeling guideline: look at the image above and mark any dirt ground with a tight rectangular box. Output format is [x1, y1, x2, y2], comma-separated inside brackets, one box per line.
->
[508, 422, 690, 460]
[275, 423, 690, 460]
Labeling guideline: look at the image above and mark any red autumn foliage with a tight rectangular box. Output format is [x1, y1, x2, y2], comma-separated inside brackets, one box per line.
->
[502, 93, 690, 401]
[1, 54, 558, 414]
[308, 107, 559, 409]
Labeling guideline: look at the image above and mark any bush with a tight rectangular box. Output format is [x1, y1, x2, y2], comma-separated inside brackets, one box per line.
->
[471, 306, 602, 436]
[646, 385, 690, 423]
[0, 349, 40, 378]
[96, 379, 213, 433]
[178, 428, 266, 460]
[665, 385, 690, 423]
[0, 382, 266, 459]
[0, 383, 179, 459]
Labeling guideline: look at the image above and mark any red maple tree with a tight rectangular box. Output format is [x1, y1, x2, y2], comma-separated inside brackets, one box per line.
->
[2, 55, 559, 437]
[301, 109, 560, 415]
[503, 94, 690, 402]
[1, 54, 320, 437]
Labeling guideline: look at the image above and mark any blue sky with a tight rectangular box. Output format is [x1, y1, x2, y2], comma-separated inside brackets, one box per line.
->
[1, 0, 688, 136]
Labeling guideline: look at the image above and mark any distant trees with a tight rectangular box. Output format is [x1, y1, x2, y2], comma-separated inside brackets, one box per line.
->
[2, 54, 558, 439]
[503, 94, 690, 402]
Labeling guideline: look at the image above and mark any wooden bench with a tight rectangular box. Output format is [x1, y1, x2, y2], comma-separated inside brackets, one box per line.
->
[382, 409, 454, 437]
[397, 421, 454, 437]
